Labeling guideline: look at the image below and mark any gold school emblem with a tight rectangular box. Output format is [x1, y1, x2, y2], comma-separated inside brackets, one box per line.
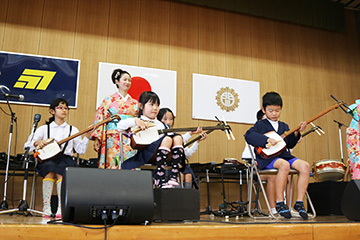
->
[13, 69, 56, 90]
[215, 87, 239, 112]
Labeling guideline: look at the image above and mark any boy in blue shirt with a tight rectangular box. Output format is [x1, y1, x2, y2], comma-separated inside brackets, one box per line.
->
[245, 92, 310, 219]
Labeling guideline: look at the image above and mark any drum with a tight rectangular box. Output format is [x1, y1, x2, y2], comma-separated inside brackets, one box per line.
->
[314, 159, 346, 182]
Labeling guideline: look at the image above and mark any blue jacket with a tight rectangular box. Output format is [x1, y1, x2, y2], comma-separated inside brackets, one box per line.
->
[244, 119, 300, 170]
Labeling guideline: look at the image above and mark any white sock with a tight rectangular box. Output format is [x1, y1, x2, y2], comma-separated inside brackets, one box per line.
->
[42, 178, 54, 214]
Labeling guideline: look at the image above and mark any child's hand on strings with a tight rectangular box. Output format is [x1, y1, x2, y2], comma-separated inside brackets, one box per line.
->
[85, 125, 96, 139]
[34, 140, 46, 149]
[134, 118, 148, 131]
[191, 127, 203, 135]
[198, 132, 208, 142]
[298, 121, 307, 132]
[295, 121, 307, 136]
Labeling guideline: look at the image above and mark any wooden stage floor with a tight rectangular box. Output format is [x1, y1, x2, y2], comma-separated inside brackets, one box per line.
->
[0, 213, 359, 240]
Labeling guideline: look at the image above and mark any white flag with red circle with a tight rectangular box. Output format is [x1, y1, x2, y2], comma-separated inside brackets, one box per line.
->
[97, 63, 177, 115]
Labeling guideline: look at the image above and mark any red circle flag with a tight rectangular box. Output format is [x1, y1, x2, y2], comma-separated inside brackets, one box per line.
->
[128, 76, 152, 101]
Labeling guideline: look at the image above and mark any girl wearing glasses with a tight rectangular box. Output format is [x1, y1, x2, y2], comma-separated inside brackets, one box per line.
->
[29, 98, 91, 218]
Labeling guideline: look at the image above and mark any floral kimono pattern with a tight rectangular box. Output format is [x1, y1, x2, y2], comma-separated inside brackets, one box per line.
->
[91, 92, 139, 169]
[346, 99, 360, 179]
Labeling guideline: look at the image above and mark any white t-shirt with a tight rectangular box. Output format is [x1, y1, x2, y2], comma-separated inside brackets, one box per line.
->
[28, 121, 89, 156]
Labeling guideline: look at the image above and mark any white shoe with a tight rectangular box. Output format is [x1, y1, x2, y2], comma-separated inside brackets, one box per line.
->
[290, 208, 301, 218]
[270, 208, 278, 216]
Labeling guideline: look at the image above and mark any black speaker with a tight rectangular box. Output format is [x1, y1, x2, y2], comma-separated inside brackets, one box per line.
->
[153, 188, 200, 221]
[307, 181, 347, 215]
[341, 180, 360, 221]
[61, 168, 154, 224]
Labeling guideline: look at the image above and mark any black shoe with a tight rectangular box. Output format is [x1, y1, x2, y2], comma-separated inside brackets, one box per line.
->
[276, 201, 291, 219]
[293, 201, 308, 220]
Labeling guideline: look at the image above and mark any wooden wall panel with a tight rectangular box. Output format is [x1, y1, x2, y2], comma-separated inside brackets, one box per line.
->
[297, 26, 329, 166]
[0, 0, 44, 154]
[139, 0, 170, 69]
[15, 0, 79, 156]
[224, 13, 253, 160]
[72, 0, 110, 159]
[274, 21, 305, 158]
[2, 0, 43, 54]
[198, 7, 227, 164]
[318, 30, 349, 160]
[39, 0, 77, 58]
[327, 33, 354, 162]
[107, 0, 141, 66]
[344, 13, 360, 104]
[169, 2, 199, 159]
[250, 17, 278, 96]
[0, 0, 8, 49]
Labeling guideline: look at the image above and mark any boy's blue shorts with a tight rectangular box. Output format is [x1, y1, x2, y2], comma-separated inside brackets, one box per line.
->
[265, 157, 298, 169]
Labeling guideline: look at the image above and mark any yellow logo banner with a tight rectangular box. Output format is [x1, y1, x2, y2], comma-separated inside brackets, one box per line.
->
[13, 69, 56, 90]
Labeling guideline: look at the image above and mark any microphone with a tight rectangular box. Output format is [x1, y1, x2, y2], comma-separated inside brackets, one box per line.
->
[33, 114, 41, 129]
[24, 114, 42, 150]
[2, 93, 25, 101]
[333, 120, 348, 128]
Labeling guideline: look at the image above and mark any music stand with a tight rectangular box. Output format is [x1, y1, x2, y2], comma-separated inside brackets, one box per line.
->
[333, 120, 347, 163]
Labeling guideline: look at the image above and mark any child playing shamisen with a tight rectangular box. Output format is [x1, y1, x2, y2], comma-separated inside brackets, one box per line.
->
[245, 91, 310, 219]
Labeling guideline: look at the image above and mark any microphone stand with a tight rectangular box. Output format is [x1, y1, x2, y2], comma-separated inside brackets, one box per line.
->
[0, 149, 52, 216]
[0, 114, 53, 217]
[333, 120, 347, 164]
[0, 97, 16, 210]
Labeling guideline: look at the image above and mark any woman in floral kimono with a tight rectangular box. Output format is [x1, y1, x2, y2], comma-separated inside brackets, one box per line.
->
[91, 69, 139, 169]
[346, 99, 360, 179]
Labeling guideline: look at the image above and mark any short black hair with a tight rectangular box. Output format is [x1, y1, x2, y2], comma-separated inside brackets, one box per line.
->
[157, 108, 174, 122]
[262, 91, 283, 109]
[138, 91, 160, 117]
[256, 109, 264, 121]
[46, 98, 69, 124]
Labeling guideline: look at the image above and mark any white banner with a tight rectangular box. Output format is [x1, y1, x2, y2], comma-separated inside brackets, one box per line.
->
[97, 63, 177, 115]
[192, 74, 260, 124]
